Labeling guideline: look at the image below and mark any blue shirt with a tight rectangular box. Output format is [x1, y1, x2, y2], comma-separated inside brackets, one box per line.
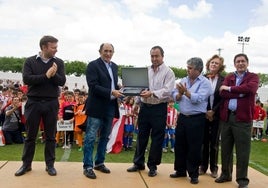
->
[102, 59, 115, 100]
[172, 74, 212, 115]
[228, 71, 246, 111]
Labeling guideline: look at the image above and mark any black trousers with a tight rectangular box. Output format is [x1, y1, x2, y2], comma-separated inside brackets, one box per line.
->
[200, 118, 220, 173]
[174, 113, 206, 178]
[22, 98, 59, 167]
[133, 103, 167, 170]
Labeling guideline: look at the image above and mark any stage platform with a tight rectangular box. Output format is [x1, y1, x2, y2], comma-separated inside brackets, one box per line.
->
[0, 161, 267, 188]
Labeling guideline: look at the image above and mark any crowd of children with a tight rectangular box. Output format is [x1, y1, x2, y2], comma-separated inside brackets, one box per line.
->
[0, 79, 88, 150]
[0, 80, 27, 145]
[1, 78, 268, 152]
[55, 87, 87, 150]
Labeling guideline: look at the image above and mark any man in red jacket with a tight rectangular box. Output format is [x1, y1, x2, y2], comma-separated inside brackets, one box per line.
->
[215, 53, 259, 188]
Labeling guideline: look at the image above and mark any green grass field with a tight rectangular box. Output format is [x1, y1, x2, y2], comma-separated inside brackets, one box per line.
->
[1, 132, 268, 175]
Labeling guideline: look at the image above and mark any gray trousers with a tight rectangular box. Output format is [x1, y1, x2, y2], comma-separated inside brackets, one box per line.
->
[220, 113, 252, 186]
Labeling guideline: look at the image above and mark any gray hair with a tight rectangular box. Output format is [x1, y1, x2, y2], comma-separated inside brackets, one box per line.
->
[187, 57, 203, 72]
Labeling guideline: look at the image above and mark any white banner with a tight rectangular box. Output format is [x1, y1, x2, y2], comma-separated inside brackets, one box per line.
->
[253, 120, 264, 128]
[57, 120, 73, 131]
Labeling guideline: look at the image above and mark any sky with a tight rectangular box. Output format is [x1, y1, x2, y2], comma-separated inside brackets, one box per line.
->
[0, 0, 268, 74]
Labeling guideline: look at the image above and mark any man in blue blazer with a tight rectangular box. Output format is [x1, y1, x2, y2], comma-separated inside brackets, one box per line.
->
[83, 43, 124, 179]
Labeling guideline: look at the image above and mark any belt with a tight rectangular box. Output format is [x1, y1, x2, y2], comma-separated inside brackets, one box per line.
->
[142, 102, 167, 108]
[180, 113, 204, 118]
[228, 110, 236, 115]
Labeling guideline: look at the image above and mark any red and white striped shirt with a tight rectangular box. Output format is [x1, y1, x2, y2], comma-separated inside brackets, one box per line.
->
[166, 106, 177, 126]
[124, 104, 134, 125]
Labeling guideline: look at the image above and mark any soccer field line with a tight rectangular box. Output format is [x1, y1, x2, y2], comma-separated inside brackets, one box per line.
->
[232, 153, 268, 173]
[249, 160, 268, 173]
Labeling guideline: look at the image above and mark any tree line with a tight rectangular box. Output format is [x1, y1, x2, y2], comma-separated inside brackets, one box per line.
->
[0, 56, 267, 85]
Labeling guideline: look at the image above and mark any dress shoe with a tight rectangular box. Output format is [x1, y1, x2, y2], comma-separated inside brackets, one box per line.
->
[148, 169, 157, 177]
[15, 166, 32, 176]
[94, 165, 110, 173]
[127, 165, 145, 172]
[169, 171, 187, 178]
[238, 185, 248, 188]
[46, 167, 57, 176]
[215, 175, 232, 183]
[83, 168, 96, 179]
[210, 170, 218, 178]
[190, 178, 199, 184]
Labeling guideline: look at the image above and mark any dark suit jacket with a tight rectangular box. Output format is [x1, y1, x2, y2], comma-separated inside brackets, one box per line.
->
[85, 57, 119, 119]
[220, 71, 259, 122]
[206, 75, 225, 119]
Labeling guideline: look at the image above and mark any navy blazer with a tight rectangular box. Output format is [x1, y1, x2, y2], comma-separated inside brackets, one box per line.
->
[85, 57, 119, 119]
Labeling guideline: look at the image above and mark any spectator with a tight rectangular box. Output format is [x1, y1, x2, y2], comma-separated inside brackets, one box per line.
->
[123, 96, 135, 151]
[252, 100, 266, 140]
[265, 107, 268, 136]
[162, 99, 178, 153]
[2, 96, 23, 144]
[59, 91, 76, 148]
[74, 91, 87, 151]
[0, 99, 4, 126]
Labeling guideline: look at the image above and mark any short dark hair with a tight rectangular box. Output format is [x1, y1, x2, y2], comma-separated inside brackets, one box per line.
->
[74, 89, 81, 93]
[79, 91, 86, 96]
[39, 35, 58, 50]
[234, 53, 248, 63]
[151, 46, 164, 57]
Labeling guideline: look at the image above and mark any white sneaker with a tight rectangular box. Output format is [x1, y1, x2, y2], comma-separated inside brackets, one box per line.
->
[62, 145, 70, 149]
[170, 148, 175, 153]
[162, 148, 168, 153]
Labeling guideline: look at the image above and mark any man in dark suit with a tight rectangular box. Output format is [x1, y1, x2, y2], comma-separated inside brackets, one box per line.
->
[199, 55, 225, 178]
[83, 43, 124, 179]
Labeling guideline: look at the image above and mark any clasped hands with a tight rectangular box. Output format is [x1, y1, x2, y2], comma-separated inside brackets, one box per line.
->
[176, 83, 187, 95]
[46, 62, 57, 79]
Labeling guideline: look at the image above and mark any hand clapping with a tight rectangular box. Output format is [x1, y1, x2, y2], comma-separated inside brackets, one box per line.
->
[46, 62, 58, 78]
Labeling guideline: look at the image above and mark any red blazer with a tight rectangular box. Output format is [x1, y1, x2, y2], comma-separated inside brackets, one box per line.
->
[220, 71, 259, 122]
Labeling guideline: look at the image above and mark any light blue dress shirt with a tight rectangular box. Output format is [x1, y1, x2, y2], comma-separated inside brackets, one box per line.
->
[172, 74, 213, 115]
[103, 60, 115, 100]
[228, 71, 246, 111]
